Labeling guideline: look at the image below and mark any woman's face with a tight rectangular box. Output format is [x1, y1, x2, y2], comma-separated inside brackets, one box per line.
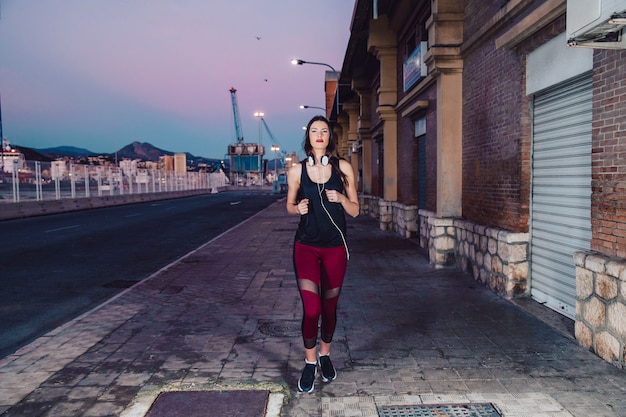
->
[308, 120, 330, 152]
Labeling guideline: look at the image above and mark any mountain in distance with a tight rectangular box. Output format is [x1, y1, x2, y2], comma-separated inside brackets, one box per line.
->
[22, 141, 224, 171]
[114, 142, 223, 170]
[115, 141, 173, 161]
[36, 145, 97, 159]
[10, 146, 54, 162]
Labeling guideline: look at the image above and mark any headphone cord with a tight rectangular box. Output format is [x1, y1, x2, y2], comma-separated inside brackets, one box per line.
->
[316, 167, 350, 261]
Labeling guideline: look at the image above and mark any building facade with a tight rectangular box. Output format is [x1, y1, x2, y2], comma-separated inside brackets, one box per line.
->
[334, 0, 626, 366]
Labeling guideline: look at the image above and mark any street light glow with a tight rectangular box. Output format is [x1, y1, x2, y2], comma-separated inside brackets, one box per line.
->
[290, 59, 339, 121]
[300, 105, 325, 111]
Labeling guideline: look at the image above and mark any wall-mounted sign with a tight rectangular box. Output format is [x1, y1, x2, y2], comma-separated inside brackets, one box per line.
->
[403, 41, 428, 92]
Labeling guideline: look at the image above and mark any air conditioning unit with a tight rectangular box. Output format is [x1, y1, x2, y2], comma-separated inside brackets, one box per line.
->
[567, 0, 626, 49]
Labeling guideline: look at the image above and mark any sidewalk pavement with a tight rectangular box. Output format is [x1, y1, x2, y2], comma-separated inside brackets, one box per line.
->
[1, 200, 625, 417]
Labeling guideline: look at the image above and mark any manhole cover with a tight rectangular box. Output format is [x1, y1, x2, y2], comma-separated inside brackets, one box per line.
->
[258, 320, 301, 337]
[146, 390, 269, 417]
[378, 403, 501, 417]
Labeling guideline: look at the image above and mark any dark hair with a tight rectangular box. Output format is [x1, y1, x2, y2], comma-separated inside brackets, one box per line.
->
[302, 115, 347, 185]
[303, 115, 337, 157]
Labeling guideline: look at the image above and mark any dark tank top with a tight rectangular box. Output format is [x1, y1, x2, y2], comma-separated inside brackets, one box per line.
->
[295, 161, 346, 247]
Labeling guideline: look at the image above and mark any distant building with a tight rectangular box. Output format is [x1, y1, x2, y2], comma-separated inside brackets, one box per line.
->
[284, 152, 298, 170]
[173, 153, 186, 173]
[159, 155, 173, 172]
[119, 159, 139, 177]
[144, 161, 158, 171]
[50, 160, 67, 180]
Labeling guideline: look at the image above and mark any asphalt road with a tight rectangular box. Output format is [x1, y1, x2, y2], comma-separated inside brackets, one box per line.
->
[0, 191, 283, 358]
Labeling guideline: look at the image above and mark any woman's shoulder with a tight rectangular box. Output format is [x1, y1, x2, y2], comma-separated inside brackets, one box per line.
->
[288, 161, 303, 177]
[337, 158, 353, 172]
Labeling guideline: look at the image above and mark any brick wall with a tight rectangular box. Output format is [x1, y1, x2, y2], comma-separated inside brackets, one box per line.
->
[591, 49, 626, 259]
[462, 37, 529, 232]
[463, 0, 501, 37]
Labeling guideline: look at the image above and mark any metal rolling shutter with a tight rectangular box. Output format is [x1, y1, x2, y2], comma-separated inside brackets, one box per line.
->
[530, 72, 592, 320]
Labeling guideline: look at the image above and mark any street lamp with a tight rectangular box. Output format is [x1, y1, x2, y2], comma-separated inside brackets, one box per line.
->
[254, 111, 264, 186]
[291, 59, 340, 121]
[270, 145, 280, 182]
[299, 105, 325, 111]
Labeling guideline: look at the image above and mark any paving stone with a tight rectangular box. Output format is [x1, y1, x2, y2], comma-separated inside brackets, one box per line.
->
[0, 201, 625, 417]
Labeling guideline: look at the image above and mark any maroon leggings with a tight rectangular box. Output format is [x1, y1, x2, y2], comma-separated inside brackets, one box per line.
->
[293, 241, 347, 349]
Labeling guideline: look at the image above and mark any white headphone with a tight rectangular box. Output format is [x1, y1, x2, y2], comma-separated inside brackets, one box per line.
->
[308, 155, 329, 166]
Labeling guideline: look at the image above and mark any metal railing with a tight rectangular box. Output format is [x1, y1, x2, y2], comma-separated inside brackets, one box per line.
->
[0, 159, 229, 204]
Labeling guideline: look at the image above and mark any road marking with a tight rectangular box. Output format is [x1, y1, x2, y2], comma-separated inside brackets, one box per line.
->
[45, 225, 80, 233]
[124, 213, 143, 217]
[230, 201, 242, 205]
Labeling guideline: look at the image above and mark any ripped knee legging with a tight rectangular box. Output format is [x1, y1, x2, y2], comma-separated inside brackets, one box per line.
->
[293, 241, 347, 350]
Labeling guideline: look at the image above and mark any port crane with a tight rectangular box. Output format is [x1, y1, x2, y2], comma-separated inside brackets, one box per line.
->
[229, 87, 244, 144]
[226, 87, 264, 185]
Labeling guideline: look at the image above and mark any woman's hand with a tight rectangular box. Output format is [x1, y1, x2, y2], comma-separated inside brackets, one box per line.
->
[296, 198, 310, 215]
[325, 189, 345, 204]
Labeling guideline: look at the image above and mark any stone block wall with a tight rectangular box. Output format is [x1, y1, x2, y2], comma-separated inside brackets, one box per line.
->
[419, 210, 456, 268]
[392, 202, 418, 238]
[359, 194, 378, 218]
[359, 195, 419, 238]
[379, 199, 393, 231]
[574, 251, 626, 368]
[455, 219, 529, 299]
[419, 210, 529, 297]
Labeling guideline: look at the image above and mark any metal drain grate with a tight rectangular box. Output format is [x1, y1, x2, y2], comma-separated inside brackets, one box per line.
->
[378, 403, 501, 417]
[258, 320, 301, 337]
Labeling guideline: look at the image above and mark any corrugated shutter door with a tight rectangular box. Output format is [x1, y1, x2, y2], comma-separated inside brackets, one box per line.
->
[530, 72, 592, 320]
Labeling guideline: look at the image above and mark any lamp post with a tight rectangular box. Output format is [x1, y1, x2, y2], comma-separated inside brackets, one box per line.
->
[271, 145, 280, 183]
[254, 111, 264, 186]
[299, 105, 326, 111]
[291, 59, 340, 121]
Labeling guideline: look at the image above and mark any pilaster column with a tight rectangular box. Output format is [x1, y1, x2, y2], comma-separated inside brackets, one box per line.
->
[360, 130, 373, 194]
[354, 79, 372, 194]
[336, 113, 350, 157]
[368, 15, 399, 202]
[378, 107, 398, 201]
[425, 0, 464, 218]
[343, 102, 360, 179]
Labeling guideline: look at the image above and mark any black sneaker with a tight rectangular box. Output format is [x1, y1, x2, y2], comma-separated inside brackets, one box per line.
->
[297, 362, 317, 393]
[319, 355, 336, 383]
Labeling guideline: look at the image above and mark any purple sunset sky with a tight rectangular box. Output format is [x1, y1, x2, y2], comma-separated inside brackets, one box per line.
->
[0, 1, 356, 159]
